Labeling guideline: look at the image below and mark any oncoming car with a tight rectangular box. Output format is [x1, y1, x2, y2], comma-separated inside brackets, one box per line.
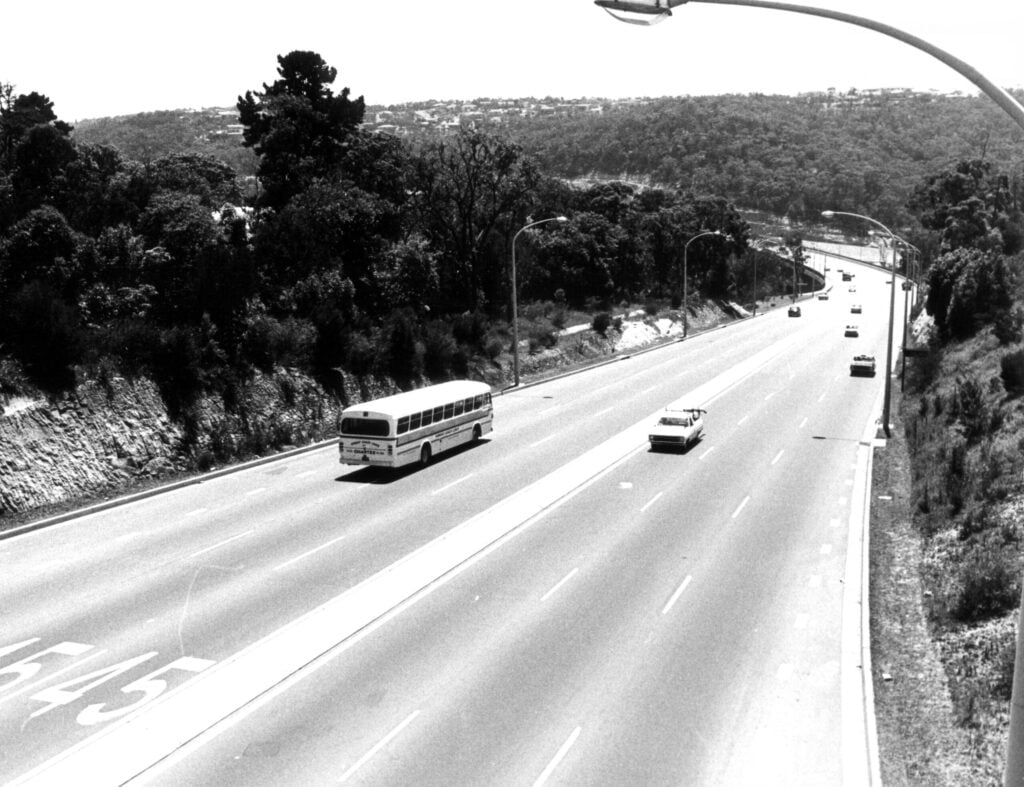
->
[844, 324, 859, 337]
[851, 304, 862, 314]
[649, 407, 705, 451]
[788, 306, 801, 317]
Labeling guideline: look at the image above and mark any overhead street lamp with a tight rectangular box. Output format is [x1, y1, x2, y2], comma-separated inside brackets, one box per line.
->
[510, 216, 568, 386]
[682, 230, 724, 338]
[822, 210, 898, 438]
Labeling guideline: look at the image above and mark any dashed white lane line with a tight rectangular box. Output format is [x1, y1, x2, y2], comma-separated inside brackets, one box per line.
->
[777, 663, 794, 681]
[771, 449, 784, 466]
[795, 613, 810, 630]
[296, 470, 317, 479]
[818, 391, 828, 403]
[799, 417, 808, 429]
[732, 496, 750, 519]
[737, 415, 749, 425]
[184, 507, 209, 517]
[534, 726, 582, 787]
[809, 575, 823, 588]
[531, 434, 557, 448]
[594, 406, 614, 418]
[432, 474, 475, 495]
[662, 575, 693, 615]
[820, 544, 834, 556]
[699, 446, 716, 460]
[244, 487, 266, 496]
[640, 492, 663, 513]
[764, 391, 776, 401]
[541, 568, 579, 602]
[189, 531, 253, 559]
[273, 534, 347, 572]
[640, 384, 658, 394]
[830, 518, 841, 528]
[338, 709, 420, 783]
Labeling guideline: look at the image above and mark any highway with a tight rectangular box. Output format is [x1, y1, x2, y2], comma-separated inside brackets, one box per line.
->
[0, 263, 898, 785]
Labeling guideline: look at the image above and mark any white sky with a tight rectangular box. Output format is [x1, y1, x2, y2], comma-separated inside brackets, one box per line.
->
[3, 0, 1022, 122]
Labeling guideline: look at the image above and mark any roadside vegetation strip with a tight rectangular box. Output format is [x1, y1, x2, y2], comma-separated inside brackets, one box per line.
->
[14, 331, 807, 785]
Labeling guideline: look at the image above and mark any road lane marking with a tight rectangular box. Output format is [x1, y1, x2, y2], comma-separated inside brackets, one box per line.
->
[184, 508, 209, 517]
[541, 568, 579, 602]
[273, 534, 347, 572]
[737, 415, 749, 425]
[795, 613, 810, 629]
[531, 434, 557, 448]
[594, 406, 614, 418]
[799, 417, 808, 429]
[432, 474, 475, 495]
[640, 492, 663, 512]
[662, 575, 693, 614]
[244, 487, 265, 496]
[640, 384, 658, 394]
[732, 496, 750, 519]
[296, 470, 317, 479]
[820, 544, 833, 555]
[699, 446, 716, 460]
[534, 726, 581, 787]
[838, 497, 848, 507]
[188, 531, 253, 559]
[764, 391, 776, 401]
[771, 449, 784, 466]
[777, 663, 794, 681]
[0, 648, 105, 710]
[830, 518, 841, 528]
[809, 575, 823, 588]
[818, 391, 828, 402]
[338, 709, 420, 783]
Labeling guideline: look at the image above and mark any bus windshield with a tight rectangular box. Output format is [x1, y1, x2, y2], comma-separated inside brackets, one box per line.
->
[341, 417, 390, 437]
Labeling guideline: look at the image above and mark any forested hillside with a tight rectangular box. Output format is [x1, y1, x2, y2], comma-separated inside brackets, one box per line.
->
[506, 91, 1024, 228]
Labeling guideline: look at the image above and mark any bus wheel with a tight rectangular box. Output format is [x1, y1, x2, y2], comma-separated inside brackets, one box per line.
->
[472, 424, 482, 441]
[420, 443, 432, 466]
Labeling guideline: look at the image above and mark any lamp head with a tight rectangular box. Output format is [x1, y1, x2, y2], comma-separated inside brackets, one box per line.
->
[821, 210, 836, 219]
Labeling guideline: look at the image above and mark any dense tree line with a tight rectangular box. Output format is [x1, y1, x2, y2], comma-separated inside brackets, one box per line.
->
[0, 52, 768, 413]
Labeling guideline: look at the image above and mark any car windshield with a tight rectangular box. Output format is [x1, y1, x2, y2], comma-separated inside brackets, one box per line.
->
[659, 417, 689, 426]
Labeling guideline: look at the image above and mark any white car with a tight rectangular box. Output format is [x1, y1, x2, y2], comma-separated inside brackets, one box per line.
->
[649, 407, 705, 451]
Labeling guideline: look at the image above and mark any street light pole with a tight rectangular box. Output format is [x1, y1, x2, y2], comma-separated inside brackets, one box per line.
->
[682, 230, 722, 338]
[822, 210, 898, 438]
[892, 235, 921, 393]
[510, 216, 567, 386]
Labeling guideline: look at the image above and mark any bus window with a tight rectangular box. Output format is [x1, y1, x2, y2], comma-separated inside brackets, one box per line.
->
[341, 417, 390, 437]
[473, 395, 483, 409]
[464, 397, 474, 411]
[443, 403, 454, 419]
[397, 416, 410, 434]
[410, 412, 422, 430]
[453, 400, 464, 416]
[421, 409, 433, 426]
[433, 406, 444, 422]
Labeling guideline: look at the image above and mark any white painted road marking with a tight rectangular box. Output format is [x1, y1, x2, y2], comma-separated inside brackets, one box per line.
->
[273, 534, 347, 572]
[732, 496, 750, 519]
[534, 726, 581, 787]
[541, 568, 579, 602]
[640, 492, 663, 512]
[188, 531, 252, 559]
[338, 709, 420, 783]
[699, 446, 716, 460]
[432, 474, 475, 495]
[662, 575, 693, 615]
[771, 449, 784, 466]
[531, 434, 557, 448]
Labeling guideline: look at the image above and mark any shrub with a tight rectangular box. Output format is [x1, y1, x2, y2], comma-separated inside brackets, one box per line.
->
[592, 312, 613, 336]
[644, 301, 660, 317]
[452, 311, 488, 347]
[1001, 349, 1024, 396]
[423, 320, 457, 378]
[950, 537, 1019, 623]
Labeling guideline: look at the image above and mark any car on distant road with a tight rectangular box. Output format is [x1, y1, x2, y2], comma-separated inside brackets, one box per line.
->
[788, 306, 801, 317]
[850, 354, 876, 376]
[851, 304, 862, 314]
[818, 292, 829, 300]
[848, 285, 857, 292]
[845, 325, 859, 337]
[649, 407, 705, 451]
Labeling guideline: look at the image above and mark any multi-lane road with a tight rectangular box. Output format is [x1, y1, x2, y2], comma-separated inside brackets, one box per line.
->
[1, 262, 901, 785]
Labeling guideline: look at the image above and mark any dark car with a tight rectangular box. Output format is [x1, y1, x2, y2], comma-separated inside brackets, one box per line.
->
[788, 306, 801, 317]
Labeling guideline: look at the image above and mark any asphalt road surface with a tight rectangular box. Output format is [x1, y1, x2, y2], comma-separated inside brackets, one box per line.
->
[0, 262, 900, 785]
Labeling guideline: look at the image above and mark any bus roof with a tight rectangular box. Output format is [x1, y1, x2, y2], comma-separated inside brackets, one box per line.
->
[341, 380, 492, 418]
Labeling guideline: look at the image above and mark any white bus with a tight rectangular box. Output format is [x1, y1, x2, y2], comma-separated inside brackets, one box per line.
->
[338, 380, 494, 468]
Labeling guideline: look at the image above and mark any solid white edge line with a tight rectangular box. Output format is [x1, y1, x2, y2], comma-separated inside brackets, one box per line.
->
[338, 709, 420, 783]
[541, 567, 579, 602]
[273, 534, 347, 572]
[533, 726, 581, 787]
[661, 575, 692, 615]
